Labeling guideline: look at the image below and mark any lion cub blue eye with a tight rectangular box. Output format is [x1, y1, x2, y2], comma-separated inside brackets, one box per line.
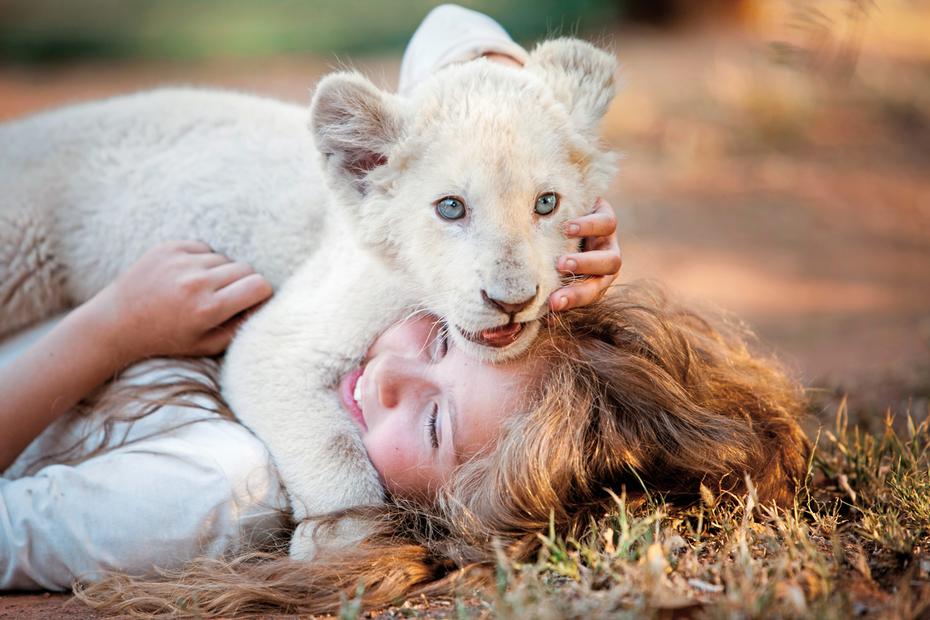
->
[535, 192, 559, 216]
[436, 197, 466, 220]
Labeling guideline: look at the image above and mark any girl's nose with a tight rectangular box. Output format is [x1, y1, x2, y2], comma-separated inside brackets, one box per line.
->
[373, 355, 429, 410]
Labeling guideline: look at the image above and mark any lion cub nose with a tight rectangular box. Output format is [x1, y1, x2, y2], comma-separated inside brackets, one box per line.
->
[481, 287, 538, 317]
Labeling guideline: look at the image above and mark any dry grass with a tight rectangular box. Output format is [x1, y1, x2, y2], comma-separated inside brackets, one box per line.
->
[353, 401, 930, 619]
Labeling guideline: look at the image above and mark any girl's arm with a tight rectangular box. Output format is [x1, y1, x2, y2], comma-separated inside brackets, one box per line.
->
[1, 393, 286, 590]
[0, 240, 272, 471]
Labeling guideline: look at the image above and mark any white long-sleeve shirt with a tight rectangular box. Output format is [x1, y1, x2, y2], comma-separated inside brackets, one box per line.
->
[1, 321, 288, 590]
[0, 4, 527, 591]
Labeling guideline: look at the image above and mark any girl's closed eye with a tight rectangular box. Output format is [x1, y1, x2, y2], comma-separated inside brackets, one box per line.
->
[426, 403, 440, 449]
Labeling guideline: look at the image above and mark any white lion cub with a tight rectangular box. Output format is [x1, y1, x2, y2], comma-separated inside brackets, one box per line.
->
[0, 39, 617, 557]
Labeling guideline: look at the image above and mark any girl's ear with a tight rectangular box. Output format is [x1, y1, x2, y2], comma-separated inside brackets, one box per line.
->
[310, 72, 406, 197]
[525, 38, 617, 136]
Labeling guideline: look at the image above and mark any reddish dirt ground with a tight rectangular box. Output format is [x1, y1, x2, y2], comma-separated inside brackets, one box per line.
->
[0, 593, 100, 619]
[1, 18, 928, 617]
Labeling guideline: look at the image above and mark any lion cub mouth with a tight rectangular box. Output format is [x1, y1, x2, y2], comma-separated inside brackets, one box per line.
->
[458, 321, 527, 348]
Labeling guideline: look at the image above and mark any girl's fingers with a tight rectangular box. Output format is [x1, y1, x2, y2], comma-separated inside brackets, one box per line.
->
[195, 325, 236, 356]
[190, 252, 231, 270]
[551, 198, 622, 312]
[549, 276, 611, 312]
[558, 250, 622, 278]
[563, 200, 617, 238]
[213, 274, 273, 323]
[169, 240, 214, 254]
[207, 261, 255, 291]
[582, 230, 620, 252]
[195, 313, 248, 356]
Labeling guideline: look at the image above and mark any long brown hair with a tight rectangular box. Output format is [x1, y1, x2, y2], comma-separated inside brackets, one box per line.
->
[76, 282, 809, 616]
[16, 358, 232, 476]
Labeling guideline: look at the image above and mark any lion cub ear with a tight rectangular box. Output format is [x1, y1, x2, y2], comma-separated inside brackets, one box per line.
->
[525, 38, 617, 135]
[310, 72, 405, 197]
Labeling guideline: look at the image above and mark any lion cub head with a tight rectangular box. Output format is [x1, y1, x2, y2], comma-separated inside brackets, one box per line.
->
[311, 38, 617, 360]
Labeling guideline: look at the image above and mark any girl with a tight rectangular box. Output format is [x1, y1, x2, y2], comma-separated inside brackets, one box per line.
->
[1, 2, 622, 585]
[71, 281, 809, 617]
[1, 187, 617, 589]
[1, 6, 809, 615]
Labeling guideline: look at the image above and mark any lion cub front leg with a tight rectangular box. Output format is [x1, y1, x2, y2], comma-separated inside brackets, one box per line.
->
[222, 249, 412, 559]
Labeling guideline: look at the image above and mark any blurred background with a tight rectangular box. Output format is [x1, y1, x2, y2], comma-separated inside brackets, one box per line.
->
[1, 0, 928, 426]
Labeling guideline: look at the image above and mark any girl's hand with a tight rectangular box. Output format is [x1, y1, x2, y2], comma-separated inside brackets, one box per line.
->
[550, 198, 621, 311]
[0, 240, 271, 469]
[90, 240, 273, 362]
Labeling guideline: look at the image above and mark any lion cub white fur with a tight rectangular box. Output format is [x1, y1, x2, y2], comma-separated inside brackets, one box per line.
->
[0, 39, 617, 557]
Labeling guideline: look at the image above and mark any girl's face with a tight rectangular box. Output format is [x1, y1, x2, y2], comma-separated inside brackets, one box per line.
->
[338, 315, 537, 500]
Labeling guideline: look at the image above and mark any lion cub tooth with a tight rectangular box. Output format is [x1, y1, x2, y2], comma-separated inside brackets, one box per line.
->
[353, 379, 363, 407]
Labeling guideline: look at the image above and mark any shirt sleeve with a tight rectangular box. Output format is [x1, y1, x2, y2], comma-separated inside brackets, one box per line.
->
[0, 416, 287, 591]
[399, 4, 529, 95]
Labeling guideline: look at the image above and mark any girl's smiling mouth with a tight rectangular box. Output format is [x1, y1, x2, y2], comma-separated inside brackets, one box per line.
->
[339, 366, 367, 431]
